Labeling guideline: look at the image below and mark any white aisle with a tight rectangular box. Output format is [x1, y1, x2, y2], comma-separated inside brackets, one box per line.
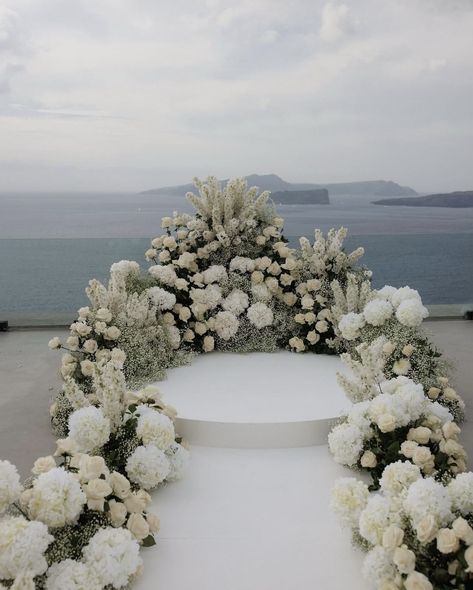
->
[136, 444, 365, 590]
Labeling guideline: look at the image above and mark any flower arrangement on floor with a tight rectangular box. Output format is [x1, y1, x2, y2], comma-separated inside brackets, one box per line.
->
[0, 176, 468, 589]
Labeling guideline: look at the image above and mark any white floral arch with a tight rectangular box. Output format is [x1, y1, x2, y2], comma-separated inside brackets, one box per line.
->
[0, 177, 469, 590]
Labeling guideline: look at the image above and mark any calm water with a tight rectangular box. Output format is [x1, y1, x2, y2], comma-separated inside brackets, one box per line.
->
[0, 192, 472, 318]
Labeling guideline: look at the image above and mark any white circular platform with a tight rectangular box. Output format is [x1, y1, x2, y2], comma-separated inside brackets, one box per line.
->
[156, 352, 350, 448]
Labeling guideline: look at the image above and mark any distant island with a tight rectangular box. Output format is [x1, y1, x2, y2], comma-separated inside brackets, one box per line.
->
[373, 190, 473, 208]
[141, 174, 417, 199]
[271, 188, 329, 205]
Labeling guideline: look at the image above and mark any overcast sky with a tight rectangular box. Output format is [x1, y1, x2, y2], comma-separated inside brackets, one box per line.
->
[0, 0, 472, 192]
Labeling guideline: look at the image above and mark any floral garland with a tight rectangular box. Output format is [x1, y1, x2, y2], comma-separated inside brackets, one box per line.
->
[0, 176, 469, 590]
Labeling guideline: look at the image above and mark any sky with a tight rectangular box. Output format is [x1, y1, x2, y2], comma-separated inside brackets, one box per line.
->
[0, 0, 472, 193]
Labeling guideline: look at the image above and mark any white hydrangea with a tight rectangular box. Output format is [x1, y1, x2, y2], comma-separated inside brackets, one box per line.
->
[375, 285, 397, 300]
[331, 478, 369, 528]
[247, 302, 274, 329]
[359, 495, 400, 545]
[202, 265, 227, 284]
[0, 517, 53, 579]
[110, 260, 140, 280]
[338, 312, 365, 341]
[229, 256, 255, 273]
[148, 264, 177, 286]
[328, 422, 364, 466]
[363, 299, 393, 326]
[28, 467, 86, 527]
[390, 286, 421, 308]
[403, 478, 453, 528]
[380, 461, 421, 497]
[448, 472, 473, 516]
[222, 289, 249, 316]
[68, 406, 111, 453]
[45, 559, 100, 590]
[251, 283, 272, 302]
[214, 311, 240, 340]
[362, 546, 397, 589]
[0, 460, 22, 513]
[147, 287, 176, 311]
[166, 325, 181, 349]
[395, 298, 428, 327]
[136, 408, 175, 451]
[126, 445, 170, 489]
[165, 442, 190, 481]
[82, 527, 142, 589]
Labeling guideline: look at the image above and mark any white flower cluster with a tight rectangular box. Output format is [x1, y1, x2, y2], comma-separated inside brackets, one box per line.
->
[334, 471, 473, 590]
[0, 516, 53, 579]
[329, 377, 466, 479]
[337, 286, 429, 343]
[0, 460, 22, 513]
[68, 406, 111, 453]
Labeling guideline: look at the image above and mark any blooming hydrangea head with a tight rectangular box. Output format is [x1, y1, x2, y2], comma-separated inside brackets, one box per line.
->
[28, 467, 86, 527]
[0, 517, 53, 579]
[68, 406, 111, 453]
[82, 527, 142, 589]
[136, 408, 175, 451]
[328, 422, 364, 466]
[247, 302, 274, 329]
[0, 460, 22, 514]
[331, 478, 369, 529]
[126, 445, 170, 489]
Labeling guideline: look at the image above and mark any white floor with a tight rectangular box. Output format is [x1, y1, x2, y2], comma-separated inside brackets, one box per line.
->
[139, 353, 364, 589]
[136, 445, 365, 590]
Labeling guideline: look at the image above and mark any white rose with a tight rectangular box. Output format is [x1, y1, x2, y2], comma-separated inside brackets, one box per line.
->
[393, 545, 416, 574]
[412, 446, 433, 468]
[124, 492, 148, 514]
[402, 344, 415, 357]
[427, 387, 441, 400]
[109, 499, 127, 527]
[48, 337, 61, 350]
[146, 511, 160, 533]
[404, 572, 433, 590]
[416, 515, 437, 544]
[32, 456, 56, 475]
[393, 358, 411, 375]
[377, 413, 396, 433]
[127, 513, 150, 541]
[360, 450, 377, 469]
[203, 335, 215, 352]
[109, 471, 131, 500]
[80, 359, 95, 377]
[465, 545, 473, 572]
[84, 478, 112, 511]
[79, 455, 107, 482]
[442, 421, 461, 439]
[407, 427, 431, 445]
[452, 517, 473, 545]
[400, 440, 418, 459]
[436, 528, 460, 554]
[82, 339, 98, 354]
[96, 307, 112, 323]
[105, 326, 121, 340]
[382, 525, 404, 550]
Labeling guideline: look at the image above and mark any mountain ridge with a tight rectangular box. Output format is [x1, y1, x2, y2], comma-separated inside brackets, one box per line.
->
[373, 190, 473, 208]
[141, 174, 417, 197]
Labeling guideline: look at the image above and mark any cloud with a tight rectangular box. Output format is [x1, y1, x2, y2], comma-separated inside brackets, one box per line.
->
[0, 0, 472, 191]
[319, 2, 351, 42]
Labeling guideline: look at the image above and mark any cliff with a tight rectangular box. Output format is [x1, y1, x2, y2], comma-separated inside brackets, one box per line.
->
[373, 191, 473, 208]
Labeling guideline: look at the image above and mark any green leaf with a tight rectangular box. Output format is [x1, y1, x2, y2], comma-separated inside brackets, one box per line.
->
[142, 535, 156, 547]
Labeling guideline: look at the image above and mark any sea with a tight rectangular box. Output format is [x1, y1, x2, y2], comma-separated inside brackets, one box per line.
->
[0, 191, 472, 323]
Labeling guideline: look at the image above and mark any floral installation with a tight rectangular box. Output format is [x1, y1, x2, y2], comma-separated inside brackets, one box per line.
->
[0, 176, 468, 588]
